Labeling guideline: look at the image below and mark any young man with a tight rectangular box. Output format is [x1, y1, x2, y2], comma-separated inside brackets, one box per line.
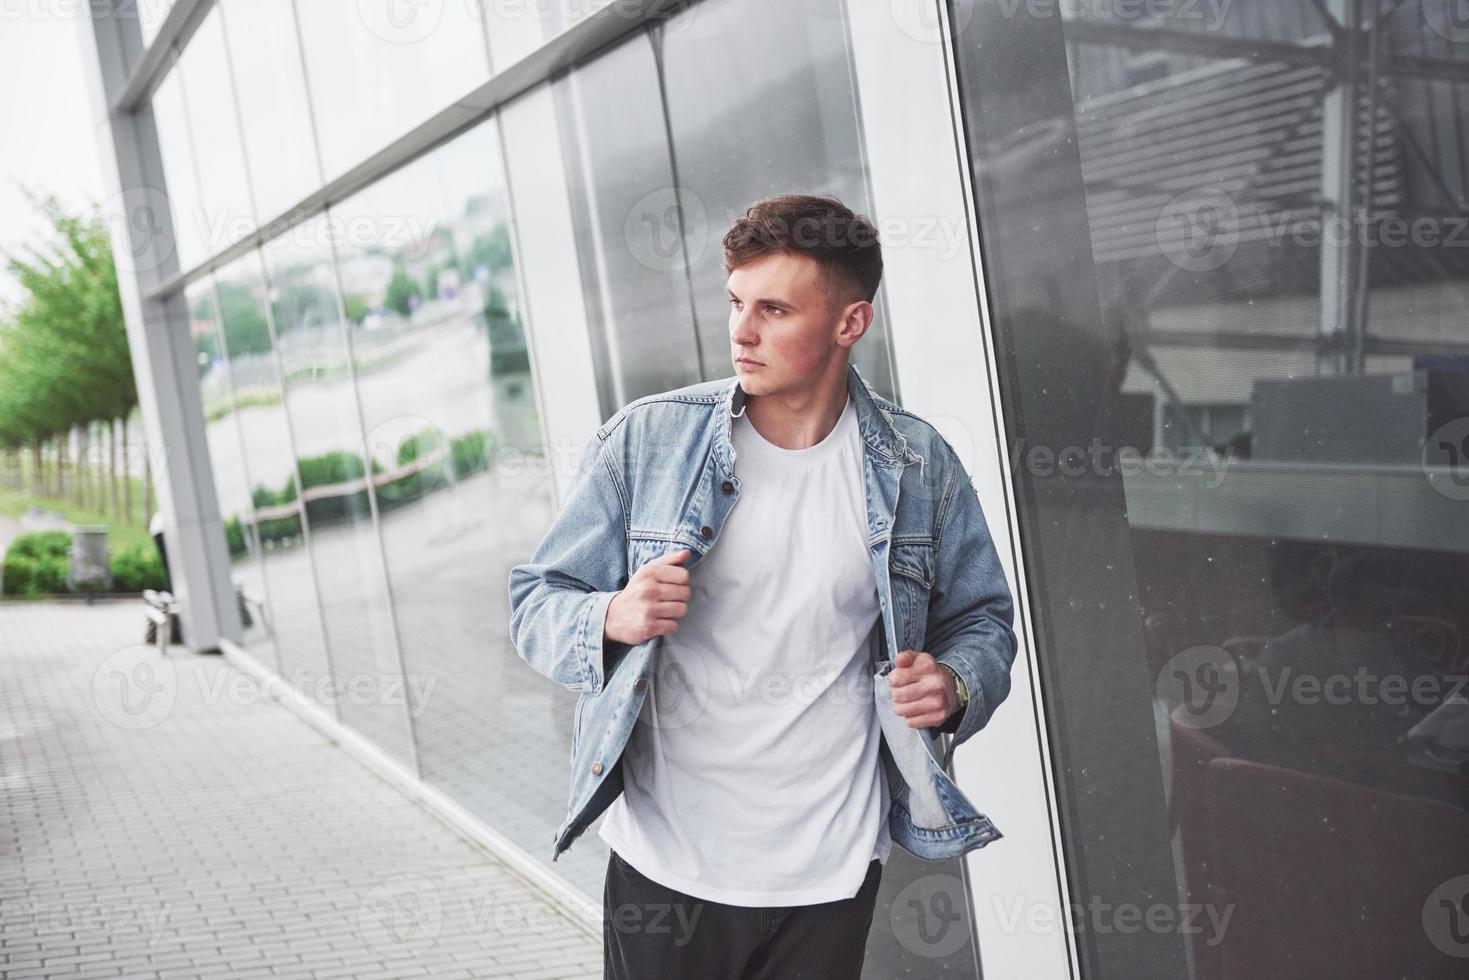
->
[508, 195, 1017, 978]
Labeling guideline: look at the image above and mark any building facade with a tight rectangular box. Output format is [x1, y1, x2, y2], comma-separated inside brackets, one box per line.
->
[80, 1, 1469, 975]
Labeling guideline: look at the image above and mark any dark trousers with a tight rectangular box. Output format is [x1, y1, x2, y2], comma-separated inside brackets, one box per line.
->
[603, 849, 882, 980]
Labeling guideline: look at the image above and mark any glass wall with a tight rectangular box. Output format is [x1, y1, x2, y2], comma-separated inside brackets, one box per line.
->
[149, 65, 208, 275]
[555, 0, 897, 420]
[263, 215, 415, 765]
[176, 7, 254, 257]
[214, 249, 336, 708]
[325, 115, 562, 868]
[218, 0, 322, 221]
[186, 277, 278, 671]
[293, 0, 492, 181]
[951, 1, 1469, 976]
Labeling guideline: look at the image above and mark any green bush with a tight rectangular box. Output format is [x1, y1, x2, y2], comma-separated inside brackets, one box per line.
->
[2, 532, 70, 596]
[110, 542, 167, 593]
[1, 530, 167, 595]
[8, 529, 70, 561]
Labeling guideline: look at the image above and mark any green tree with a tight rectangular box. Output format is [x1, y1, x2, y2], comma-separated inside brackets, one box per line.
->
[384, 261, 420, 318]
[0, 190, 138, 519]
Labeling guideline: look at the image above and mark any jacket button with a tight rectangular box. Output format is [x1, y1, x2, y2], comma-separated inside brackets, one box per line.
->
[721, 480, 733, 494]
[700, 525, 713, 539]
[591, 761, 603, 776]
[634, 677, 647, 693]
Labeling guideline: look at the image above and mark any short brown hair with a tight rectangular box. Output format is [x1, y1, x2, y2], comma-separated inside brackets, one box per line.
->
[721, 194, 882, 311]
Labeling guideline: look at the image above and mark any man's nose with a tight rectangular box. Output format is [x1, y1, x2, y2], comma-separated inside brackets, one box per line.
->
[731, 308, 758, 345]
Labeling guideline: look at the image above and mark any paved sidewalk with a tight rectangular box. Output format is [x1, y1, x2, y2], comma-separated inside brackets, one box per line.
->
[0, 600, 601, 979]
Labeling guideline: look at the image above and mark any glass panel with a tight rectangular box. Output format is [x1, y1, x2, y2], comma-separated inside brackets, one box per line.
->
[293, 1, 491, 181]
[325, 115, 571, 883]
[263, 214, 414, 765]
[659, 0, 896, 395]
[186, 276, 278, 671]
[214, 249, 335, 702]
[555, 0, 896, 420]
[553, 34, 701, 417]
[218, 0, 323, 220]
[150, 66, 208, 274]
[950, 1, 1469, 976]
[176, 7, 255, 258]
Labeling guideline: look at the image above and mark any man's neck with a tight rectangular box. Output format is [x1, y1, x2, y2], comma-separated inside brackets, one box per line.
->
[743, 366, 850, 451]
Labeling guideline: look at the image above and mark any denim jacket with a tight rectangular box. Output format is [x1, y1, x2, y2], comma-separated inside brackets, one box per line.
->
[508, 362, 1018, 863]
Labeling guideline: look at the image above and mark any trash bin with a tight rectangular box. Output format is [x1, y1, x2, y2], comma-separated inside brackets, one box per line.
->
[67, 525, 112, 597]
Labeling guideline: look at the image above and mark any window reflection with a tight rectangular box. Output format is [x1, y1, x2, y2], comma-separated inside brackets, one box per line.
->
[263, 215, 415, 765]
[324, 116, 564, 876]
[176, 7, 255, 259]
[150, 67, 207, 275]
[951, 1, 1469, 976]
[555, 0, 897, 420]
[218, 0, 323, 220]
[659, 0, 895, 393]
[213, 250, 336, 708]
[293, 1, 491, 181]
[187, 277, 278, 671]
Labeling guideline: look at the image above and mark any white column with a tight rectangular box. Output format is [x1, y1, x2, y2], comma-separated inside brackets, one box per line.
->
[76, 8, 240, 650]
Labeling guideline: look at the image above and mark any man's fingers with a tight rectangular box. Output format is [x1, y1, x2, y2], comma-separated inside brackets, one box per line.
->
[649, 600, 688, 619]
[656, 548, 690, 564]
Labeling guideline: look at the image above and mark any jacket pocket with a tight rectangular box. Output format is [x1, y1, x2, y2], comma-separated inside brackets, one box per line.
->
[889, 538, 936, 651]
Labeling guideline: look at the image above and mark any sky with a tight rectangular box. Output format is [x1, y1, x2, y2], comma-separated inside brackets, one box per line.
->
[0, 13, 106, 308]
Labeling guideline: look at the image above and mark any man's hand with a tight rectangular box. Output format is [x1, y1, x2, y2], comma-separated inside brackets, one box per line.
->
[604, 548, 692, 646]
[888, 649, 959, 729]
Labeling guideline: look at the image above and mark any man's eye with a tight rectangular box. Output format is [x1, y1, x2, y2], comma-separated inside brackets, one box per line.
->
[729, 298, 741, 309]
[765, 305, 781, 315]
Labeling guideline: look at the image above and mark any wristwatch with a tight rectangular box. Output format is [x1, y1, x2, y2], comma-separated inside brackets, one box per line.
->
[939, 663, 969, 714]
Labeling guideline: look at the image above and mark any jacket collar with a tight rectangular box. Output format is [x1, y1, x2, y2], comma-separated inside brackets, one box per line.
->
[714, 362, 918, 478]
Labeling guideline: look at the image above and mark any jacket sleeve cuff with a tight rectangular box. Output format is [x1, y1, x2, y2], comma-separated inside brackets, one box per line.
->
[935, 651, 985, 744]
[577, 591, 619, 695]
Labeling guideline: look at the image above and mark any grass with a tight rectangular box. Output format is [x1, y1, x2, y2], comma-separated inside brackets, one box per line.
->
[0, 482, 154, 554]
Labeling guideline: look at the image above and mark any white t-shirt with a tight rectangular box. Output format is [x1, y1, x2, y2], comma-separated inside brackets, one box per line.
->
[598, 392, 891, 906]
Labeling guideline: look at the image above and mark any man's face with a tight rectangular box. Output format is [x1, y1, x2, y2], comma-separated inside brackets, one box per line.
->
[725, 250, 868, 396]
